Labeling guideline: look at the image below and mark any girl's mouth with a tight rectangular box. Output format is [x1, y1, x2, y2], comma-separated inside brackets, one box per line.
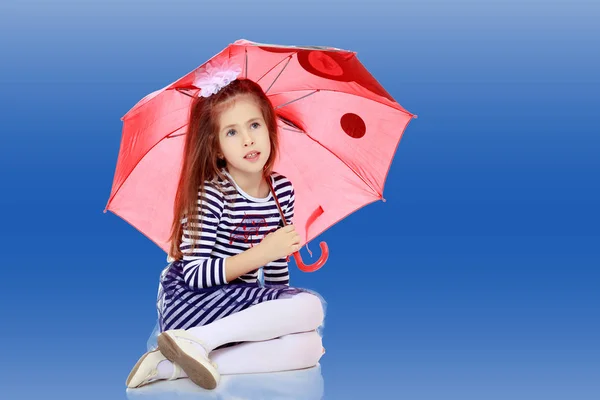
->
[244, 151, 260, 162]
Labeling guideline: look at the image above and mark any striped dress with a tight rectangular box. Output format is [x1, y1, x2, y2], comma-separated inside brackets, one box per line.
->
[153, 169, 323, 337]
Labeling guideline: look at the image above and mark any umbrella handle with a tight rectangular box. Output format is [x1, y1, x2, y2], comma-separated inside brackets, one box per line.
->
[291, 241, 329, 272]
[266, 177, 328, 272]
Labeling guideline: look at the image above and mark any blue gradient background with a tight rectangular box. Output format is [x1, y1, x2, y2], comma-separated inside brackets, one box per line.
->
[1, 0, 599, 399]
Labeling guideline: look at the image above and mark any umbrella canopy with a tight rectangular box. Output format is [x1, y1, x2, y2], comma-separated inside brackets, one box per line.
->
[105, 39, 416, 270]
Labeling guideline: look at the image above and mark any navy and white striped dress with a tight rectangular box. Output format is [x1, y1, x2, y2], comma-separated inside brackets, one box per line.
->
[151, 169, 325, 341]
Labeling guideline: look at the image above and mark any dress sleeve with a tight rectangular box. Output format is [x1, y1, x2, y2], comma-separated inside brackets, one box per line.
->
[180, 184, 228, 289]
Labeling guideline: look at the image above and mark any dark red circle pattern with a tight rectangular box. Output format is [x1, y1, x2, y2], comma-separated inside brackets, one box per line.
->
[258, 45, 396, 140]
[340, 113, 366, 139]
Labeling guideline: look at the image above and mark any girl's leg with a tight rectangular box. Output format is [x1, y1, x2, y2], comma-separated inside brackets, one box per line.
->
[212, 330, 324, 374]
[187, 292, 324, 352]
[157, 330, 323, 378]
[158, 292, 324, 389]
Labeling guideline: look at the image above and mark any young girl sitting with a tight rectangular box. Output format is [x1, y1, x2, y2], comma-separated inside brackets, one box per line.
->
[126, 69, 326, 391]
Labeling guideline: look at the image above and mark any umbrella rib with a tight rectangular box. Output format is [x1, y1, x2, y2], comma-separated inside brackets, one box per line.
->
[280, 125, 304, 134]
[168, 131, 186, 138]
[255, 53, 297, 85]
[265, 57, 292, 94]
[176, 88, 196, 98]
[245, 48, 248, 78]
[274, 90, 319, 110]
[270, 87, 415, 118]
[104, 123, 187, 212]
[301, 130, 384, 200]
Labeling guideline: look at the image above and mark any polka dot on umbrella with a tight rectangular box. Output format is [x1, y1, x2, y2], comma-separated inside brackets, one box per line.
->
[297, 51, 353, 81]
[341, 113, 366, 139]
[297, 51, 396, 102]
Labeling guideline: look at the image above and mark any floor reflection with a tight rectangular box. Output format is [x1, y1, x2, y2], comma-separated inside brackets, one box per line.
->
[125, 364, 324, 400]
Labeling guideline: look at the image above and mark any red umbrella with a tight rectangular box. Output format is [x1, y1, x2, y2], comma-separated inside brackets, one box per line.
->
[104, 39, 416, 272]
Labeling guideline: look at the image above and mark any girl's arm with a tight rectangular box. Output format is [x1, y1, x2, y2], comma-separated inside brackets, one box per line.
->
[224, 246, 272, 283]
[263, 185, 295, 286]
[179, 185, 227, 289]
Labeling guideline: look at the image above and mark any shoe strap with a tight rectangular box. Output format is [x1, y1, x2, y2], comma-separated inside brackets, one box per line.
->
[168, 364, 181, 380]
[173, 330, 211, 354]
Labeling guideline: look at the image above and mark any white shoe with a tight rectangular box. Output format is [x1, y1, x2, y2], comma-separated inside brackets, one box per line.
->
[126, 349, 181, 388]
[157, 329, 220, 390]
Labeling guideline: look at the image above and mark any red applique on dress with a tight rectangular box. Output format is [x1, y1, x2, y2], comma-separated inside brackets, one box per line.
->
[230, 213, 278, 247]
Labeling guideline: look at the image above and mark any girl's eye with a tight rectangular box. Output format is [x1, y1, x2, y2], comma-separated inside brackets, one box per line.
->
[226, 129, 236, 136]
[251, 122, 260, 129]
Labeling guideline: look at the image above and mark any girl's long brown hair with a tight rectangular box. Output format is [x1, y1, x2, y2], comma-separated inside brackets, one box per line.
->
[168, 78, 280, 260]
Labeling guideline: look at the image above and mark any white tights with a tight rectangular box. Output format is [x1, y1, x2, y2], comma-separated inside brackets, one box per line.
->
[158, 292, 325, 377]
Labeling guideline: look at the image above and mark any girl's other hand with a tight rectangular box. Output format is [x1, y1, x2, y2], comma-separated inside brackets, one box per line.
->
[259, 225, 301, 261]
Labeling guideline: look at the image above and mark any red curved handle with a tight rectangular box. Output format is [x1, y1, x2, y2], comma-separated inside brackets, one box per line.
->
[291, 241, 329, 272]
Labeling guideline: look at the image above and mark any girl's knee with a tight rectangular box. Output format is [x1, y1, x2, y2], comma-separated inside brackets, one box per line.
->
[299, 293, 324, 312]
[294, 293, 324, 326]
[307, 294, 325, 323]
[281, 331, 323, 364]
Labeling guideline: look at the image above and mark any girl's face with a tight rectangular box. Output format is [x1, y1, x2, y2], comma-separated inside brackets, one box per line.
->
[217, 95, 271, 177]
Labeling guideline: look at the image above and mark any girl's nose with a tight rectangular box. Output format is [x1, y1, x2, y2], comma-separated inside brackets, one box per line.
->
[242, 131, 254, 146]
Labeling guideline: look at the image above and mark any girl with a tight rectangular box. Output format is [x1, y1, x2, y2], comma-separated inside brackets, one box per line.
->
[126, 72, 326, 390]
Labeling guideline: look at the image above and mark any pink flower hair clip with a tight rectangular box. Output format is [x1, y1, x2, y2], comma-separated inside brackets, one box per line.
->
[192, 58, 243, 98]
